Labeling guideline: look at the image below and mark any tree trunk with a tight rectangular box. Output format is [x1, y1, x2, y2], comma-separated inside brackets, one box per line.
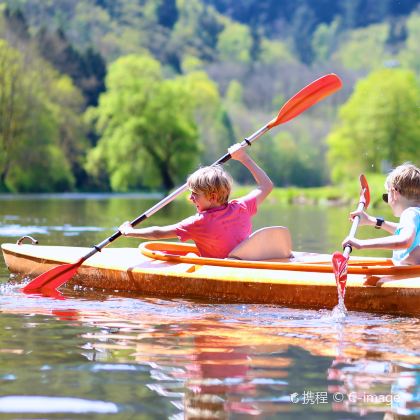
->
[160, 161, 174, 191]
[143, 143, 175, 191]
[0, 167, 9, 191]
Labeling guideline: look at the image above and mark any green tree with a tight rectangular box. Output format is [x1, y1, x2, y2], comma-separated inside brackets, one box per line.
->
[36, 28, 106, 107]
[182, 70, 233, 164]
[398, 12, 420, 77]
[327, 68, 420, 183]
[258, 38, 294, 65]
[333, 23, 390, 71]
[48, 75, 89, 190]
[0, 40, 25, 189]
[216, 21, 252, 63]
[171, 0, 224, 62]
[85, 54, 200, 191]
[290, 4, 317, 64]
[312, 18, 341, 63]
[225, 80, 243, 104]
[0, 39, 78, 192]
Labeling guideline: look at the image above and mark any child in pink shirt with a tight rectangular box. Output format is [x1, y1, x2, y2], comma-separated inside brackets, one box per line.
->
[119, 143, 273, 258]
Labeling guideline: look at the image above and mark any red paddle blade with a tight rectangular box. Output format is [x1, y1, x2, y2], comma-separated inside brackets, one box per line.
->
[332, 251, 348, 296]
[268, 74, 342, 128]
[359, 174, 371, 209]
[22, 261, 81, 294]
[52, 309, 79, 321]
[39, 288, 66, 300]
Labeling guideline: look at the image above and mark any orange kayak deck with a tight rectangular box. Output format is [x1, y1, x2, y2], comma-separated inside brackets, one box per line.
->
[2, 242, 420, 317]
[139, 241, 420, 275]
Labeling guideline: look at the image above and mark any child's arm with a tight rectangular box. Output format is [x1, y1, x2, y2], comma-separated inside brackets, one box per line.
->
[342, 231, 414, 251]
[229, 143, 273, 206]
[342, 211, 417, 251]
[119, 221, 178, 239]
[349, 209, 398, 234]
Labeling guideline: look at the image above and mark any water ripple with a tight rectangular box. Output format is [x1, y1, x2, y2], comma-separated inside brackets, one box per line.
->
[0, 224, 104, 237]
[0, 396, 118, 414]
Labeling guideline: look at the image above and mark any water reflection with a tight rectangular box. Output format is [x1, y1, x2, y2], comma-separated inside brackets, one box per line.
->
[0, 283, 418, 418]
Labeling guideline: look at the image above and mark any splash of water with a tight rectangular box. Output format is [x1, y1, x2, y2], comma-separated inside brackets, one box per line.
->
[331, 295, 347, 321]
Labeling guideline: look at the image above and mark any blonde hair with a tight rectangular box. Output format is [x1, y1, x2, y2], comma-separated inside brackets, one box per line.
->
[187, 165, 233, 204]
[385, 162, 420, 200]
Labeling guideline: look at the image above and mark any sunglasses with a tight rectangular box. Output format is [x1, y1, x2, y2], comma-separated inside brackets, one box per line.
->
[382, 193, 388, 203]
[189, 190, 204, 199]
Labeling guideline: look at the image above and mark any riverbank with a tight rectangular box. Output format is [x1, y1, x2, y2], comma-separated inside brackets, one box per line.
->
[235, 173, 387, 208]
[0, 174, 388, 209]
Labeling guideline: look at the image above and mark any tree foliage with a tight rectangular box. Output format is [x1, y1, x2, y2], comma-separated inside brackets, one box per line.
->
[217, 22, 252, 63]
[36, 28, 106, 106]
[204, 0, 420, 63]
[0, 39, 85, 192]
[86, 54, 201, 191]
[252, 132, 325, 187]
[398, 12, 420, 78]
[333, 23, 390, 71]
[170, 0, 224, 63]
[181, 70, 233, 164]
[2, 1, 420, 192]
[327, 68, 420, 183]
[312, 18, 341, 63]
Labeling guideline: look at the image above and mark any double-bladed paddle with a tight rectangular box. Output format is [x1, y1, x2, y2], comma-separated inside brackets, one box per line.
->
[332, 174, 371, 299]
[23, 73, 342, 294]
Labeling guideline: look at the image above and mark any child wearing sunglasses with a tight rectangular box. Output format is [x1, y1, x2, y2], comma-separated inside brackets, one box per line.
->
[342, 163, 420, 265]
[119, 143, 274, 259]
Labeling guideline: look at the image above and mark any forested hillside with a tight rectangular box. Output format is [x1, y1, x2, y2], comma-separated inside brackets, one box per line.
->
[0, 0, 419, 192]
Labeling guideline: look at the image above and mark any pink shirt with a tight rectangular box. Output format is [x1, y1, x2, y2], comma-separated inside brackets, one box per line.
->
[175, 196, 257, 258]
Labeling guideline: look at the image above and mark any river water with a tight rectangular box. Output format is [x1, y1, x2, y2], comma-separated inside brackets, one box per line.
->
[0, 194, 419, 419]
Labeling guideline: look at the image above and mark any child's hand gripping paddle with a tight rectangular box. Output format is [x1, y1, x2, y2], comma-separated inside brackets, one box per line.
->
[332, 174, 371, 299]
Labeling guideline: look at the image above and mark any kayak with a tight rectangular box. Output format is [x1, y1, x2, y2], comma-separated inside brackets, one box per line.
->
[2, 241, 420, 317]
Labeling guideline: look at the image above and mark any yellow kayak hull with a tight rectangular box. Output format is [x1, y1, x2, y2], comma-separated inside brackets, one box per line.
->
[2, 242, 420, 317]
